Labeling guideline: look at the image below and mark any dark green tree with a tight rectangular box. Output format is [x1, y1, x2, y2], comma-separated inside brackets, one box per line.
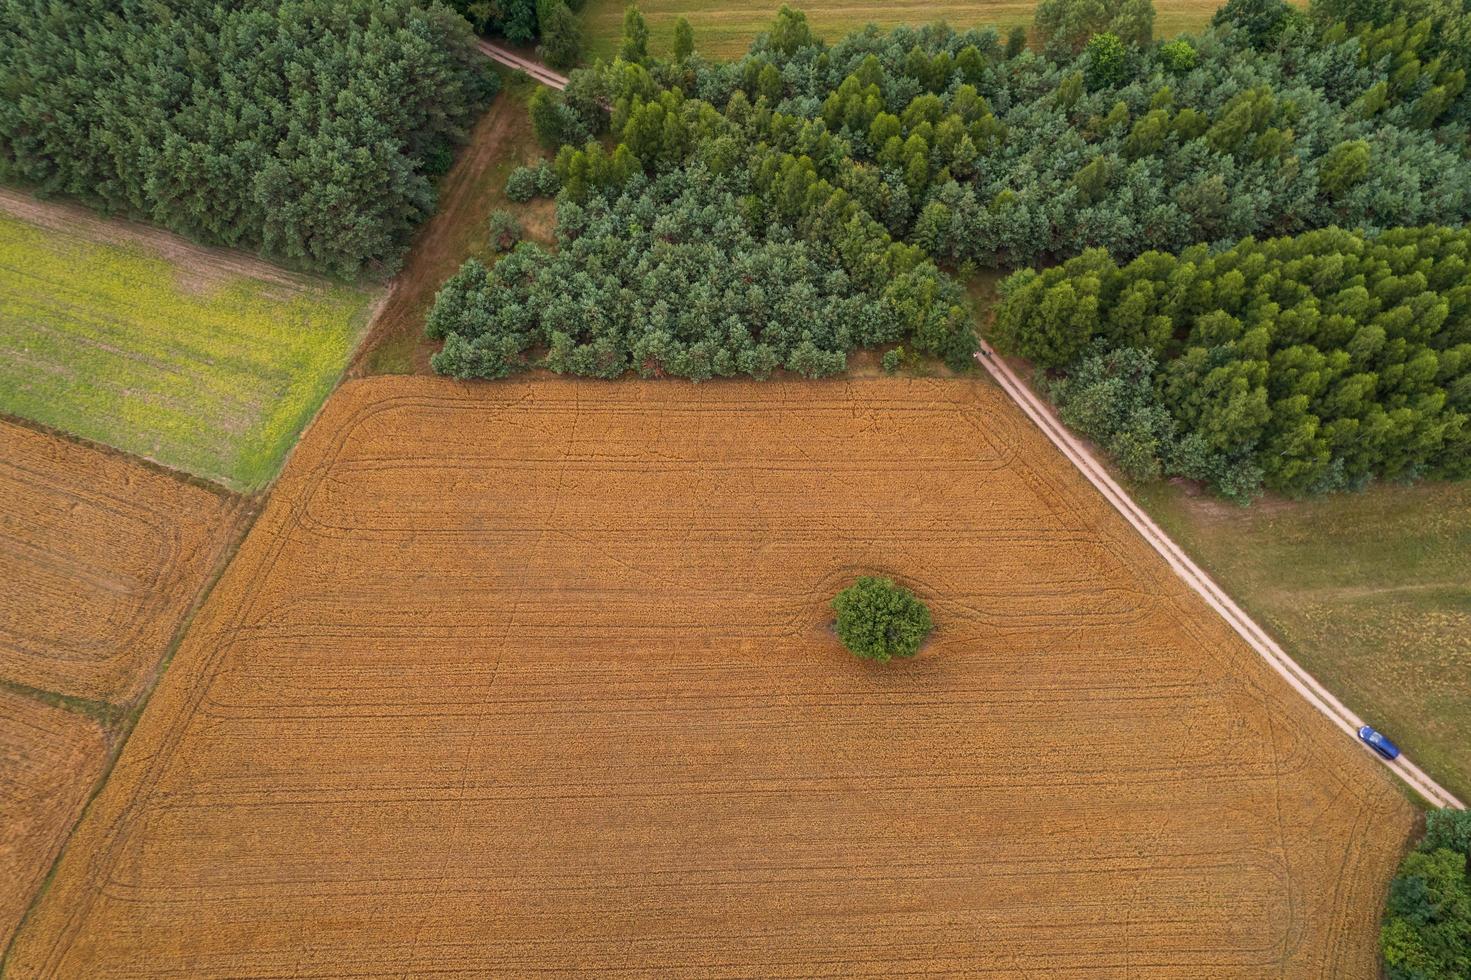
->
[673, 17, 695, 62]
[768, 7, 817, 55]
[537, 0, 583, 69]
[1381, 808, 1471, 980]
[832, 577, 933, 663]
[1212, 0, 1296, 48]
[1006, 25, 1030, 57]
[620, 4, 649, 62]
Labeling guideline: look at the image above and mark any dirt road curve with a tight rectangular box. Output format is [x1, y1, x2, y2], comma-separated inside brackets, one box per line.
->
[975, 343, 1465, 810]
[477, 39, 568, 90]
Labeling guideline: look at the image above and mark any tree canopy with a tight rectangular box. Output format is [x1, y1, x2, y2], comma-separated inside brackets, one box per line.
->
[832, 577, 933, 662]
[1381, 808, 1471, 980]
[428, 167, 975, 380]
[0, 0, 496, 277]
[507, 2, 1471, 271]
[994, 226, 1471, 500]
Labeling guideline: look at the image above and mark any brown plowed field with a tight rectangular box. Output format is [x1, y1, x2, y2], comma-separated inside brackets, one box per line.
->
[8, 377, 1414, 977]
[0, 419, 245, 703]
[0, 690, 107, 952]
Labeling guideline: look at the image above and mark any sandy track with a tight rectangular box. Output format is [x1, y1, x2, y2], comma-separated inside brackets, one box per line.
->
[477, 40, 569, 90]
[974, 343, 1465, 811]
[0, 419, 246, 703]
[7, 377, 1413, 977]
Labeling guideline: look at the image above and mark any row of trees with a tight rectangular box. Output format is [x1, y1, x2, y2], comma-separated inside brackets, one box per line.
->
[428, 168, 975, 380]
[0, 0, 497, 277]
[993, 226, 1471, 499]
[524, 0, 1470, 268]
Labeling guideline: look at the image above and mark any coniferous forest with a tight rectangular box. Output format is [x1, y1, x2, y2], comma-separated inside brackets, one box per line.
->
[0, 0, 498, 276]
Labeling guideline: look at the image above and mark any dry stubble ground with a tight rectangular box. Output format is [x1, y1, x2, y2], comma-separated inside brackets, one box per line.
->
[8, 377, 1414, 977]
[0, 420, 246, 955]
[0, 419, 246, 704]
[0, 691, 106, 953]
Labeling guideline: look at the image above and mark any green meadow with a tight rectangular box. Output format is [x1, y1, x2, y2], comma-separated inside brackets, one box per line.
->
[1136, 479, 1471, 804]
[0, 211, 376, 491]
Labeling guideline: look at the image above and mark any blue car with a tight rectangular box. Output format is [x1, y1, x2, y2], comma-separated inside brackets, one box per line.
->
[1358, 726, 1400, 760]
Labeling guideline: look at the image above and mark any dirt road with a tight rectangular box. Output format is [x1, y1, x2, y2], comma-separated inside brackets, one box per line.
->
[477, 40, 569, 89]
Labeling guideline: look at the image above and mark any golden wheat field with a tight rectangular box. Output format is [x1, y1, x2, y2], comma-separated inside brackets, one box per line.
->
[8, 377, 1413, 977]
[0, 419, 245, 704]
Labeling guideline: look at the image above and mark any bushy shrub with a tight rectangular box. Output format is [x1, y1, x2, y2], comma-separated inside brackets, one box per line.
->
[1158, 39, 1197, 73]
[1381, 808, 1471, 980]
[0, 0, 496, 277]
[1083, 33, 1130, 90]
[534, 161, 563, 196]
[505, 166, 540, 202]
[882, 348, 904, 374]
[486, 209, 524, 252]
[529, 87, 591, 149]
[832, 577, 933, 662]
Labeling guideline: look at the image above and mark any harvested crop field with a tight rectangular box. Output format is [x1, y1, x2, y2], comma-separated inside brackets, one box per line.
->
[0, 419, 246, 704]
[10, 377, 1414, 977]
[0, 690, 107, 953]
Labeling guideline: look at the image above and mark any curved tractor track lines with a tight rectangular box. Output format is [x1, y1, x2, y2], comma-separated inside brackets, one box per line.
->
[0, 420, 247, 959]
[7, 376, 1415, 978]
[0, 419, 246, 702]
[975, 342, 1465, 812]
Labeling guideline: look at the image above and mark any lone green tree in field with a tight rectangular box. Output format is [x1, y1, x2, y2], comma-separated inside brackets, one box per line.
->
[832, 577, 933, 663]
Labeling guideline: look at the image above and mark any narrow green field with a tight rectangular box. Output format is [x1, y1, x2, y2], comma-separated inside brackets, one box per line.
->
[0, 208, 377, 491]
[1134, 479, 1471, 804]
[579, 0, 1235, 62]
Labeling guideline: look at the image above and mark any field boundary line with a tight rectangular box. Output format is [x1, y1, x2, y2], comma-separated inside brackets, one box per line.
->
[974, 342, 1464, 811]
